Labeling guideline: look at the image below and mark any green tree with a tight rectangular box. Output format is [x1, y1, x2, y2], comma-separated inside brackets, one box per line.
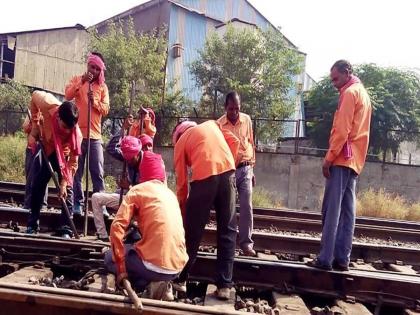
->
[189, 24, 303, 143]
[306, 64, 420, 159]
[89, 19, 190, 118]
[0, 79, 31, 111]
[0, 79, 31, 134]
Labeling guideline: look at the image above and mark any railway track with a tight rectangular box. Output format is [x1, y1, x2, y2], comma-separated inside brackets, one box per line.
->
[0, 230, 418, 314]
[0, 206, 419, 268]
[2, 181, 420, 243]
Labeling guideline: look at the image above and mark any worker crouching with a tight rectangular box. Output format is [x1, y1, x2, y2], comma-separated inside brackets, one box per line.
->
[104, 136, 187, 300]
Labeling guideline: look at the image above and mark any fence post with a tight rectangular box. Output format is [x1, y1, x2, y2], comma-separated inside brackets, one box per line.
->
[294, 120, 299, 154]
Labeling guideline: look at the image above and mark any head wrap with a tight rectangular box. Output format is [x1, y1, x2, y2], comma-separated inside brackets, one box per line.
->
[139, 151, 166, 183]
[172, 120, 197, 145]
[87, 53, 106, 85]
[146, 108, 155, 123]
[139, 134, 153, 148]
[121, 136, 142, 161]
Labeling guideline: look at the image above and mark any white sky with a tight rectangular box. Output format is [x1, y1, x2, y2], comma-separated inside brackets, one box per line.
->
[1, 0, 419, 81]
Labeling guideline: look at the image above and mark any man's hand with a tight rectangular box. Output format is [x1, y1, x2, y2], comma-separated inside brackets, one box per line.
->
[88, 89, 94, 104]
[122, 114, 134, 130]
[81, 72, 93, 83]
[252, 174, 256, 187]
[59, 181, 68, 199]
[118, 176, 131, 190]
[139, 107, 148, 118]
[322, 160, 332, 179]
[28, 134, 38, 154]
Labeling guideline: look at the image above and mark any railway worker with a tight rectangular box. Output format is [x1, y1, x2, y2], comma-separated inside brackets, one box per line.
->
[172, 120, 240, 300]
[26, 91, 82, 235]
[217, 91, 257, 257]
[22, 116, 48, 210]
[308, 60, 372, 271]
[92, 134, 156, 242]
[104, 153, 187, 301]
[64, 52, 110, 216]
[128, 107, 157, 138]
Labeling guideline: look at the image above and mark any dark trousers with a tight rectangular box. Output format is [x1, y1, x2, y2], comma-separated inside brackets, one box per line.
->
[24, 147, 48, 209]
[73, 139, 105, 206]
[178, 170, 237, 289]
[104, 245, 178, 291]
[27, 148, 73, 230]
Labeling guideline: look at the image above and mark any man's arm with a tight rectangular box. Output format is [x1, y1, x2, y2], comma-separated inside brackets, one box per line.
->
[174, 140, 188, 217]
[220, 128, 240, 166]
[92, 84, 110, 116]
[106, 132, 124, 162]
[110, 191, 136, 283]
[325, 91, 356, 163]
[64, 76, 83, 101]
[248, 116, 256, 165]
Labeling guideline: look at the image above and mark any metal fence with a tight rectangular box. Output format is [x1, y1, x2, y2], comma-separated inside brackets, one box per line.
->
[2, 110, 420, 166]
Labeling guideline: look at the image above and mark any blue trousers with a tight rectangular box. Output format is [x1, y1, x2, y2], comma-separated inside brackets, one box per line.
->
[236, 165, 253, 249]
[73, 139, 105, 207]
[318, 166, 358, 267]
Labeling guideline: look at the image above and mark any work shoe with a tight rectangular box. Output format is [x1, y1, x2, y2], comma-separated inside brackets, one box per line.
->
[306, 259, 332, 271]
[332, 260, 349, 271]
[216, 287, 231, 300]
[146, 281, 174, 301]
[241, 244, 257, 257]
[97, 235, 110, 242]
[26, 226, 38, 234]
[172, 281, 187, 293]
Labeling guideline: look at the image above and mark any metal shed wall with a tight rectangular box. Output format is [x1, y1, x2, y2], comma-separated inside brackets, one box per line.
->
[14, 28, 88, 95]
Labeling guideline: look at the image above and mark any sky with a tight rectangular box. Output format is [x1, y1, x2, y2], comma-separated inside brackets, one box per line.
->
[1, 0, 419, 81]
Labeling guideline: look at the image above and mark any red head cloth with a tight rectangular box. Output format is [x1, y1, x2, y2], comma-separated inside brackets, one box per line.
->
[87, 53, 106, 85]
[172, 120, 197, 145]
[139, 151, 166, 183]
[139, 134, 153, 148]
[121, 136, 142, 161]
[146, 108, 155, 123]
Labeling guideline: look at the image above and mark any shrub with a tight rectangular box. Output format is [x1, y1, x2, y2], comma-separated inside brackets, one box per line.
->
[0, 134, 26, 182]
[357, 188, 420, 221]
[252, 186, 283, 208]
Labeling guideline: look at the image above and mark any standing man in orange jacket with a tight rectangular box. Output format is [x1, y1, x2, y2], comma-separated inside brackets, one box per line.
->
[308, 60, 372, 271]
[172, 120, 239, 300]
[65, 52, 110, 215]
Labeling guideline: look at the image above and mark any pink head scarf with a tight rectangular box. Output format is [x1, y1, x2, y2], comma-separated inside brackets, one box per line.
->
[146, 108, 155, 123]
[139, 151, 166, 183]
[139, 134, 153, 148]
[87, 53, 106, 85]
[172, 121, 197, 145]
[121, 136, 142, 161]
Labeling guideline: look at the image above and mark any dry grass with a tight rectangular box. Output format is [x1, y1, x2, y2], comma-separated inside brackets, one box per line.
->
[357, 188, 420, 221]
[0, 134, 26, 182]
[252, 186, 283, 208]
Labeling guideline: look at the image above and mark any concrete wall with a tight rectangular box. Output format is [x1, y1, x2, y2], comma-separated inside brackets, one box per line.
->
[104, 147, 420, 211]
